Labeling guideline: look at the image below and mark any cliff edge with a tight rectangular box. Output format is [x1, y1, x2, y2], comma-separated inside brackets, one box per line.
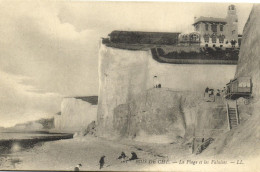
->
[235, 5, 260, 98]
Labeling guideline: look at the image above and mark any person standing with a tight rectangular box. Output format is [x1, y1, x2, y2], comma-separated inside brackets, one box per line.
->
[99, 156, 106, 169]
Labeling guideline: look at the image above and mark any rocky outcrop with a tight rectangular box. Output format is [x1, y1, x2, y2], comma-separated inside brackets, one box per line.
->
[113, 89, 187, 138]
[54, 97, 97, 132]
[6, 118, 54, 131]
[99, 87, 228, 141]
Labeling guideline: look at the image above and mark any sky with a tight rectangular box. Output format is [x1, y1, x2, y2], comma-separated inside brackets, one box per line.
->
[0, 0, 253, 127]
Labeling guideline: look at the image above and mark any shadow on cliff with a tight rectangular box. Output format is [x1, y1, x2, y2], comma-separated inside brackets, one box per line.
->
[110, 88, 228, 144]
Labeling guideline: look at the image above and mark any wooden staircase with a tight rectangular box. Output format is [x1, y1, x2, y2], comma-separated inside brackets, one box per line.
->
[226, 100, 240, 130]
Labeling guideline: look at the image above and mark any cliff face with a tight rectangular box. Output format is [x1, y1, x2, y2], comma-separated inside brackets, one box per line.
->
[97, 44, 150, 132]
[6, 118, 54, 131]
[235, 5, 260, 97]
[54, 97, 97, 132]
[97, 43, 235, 137]
[112, 88, 227, 140]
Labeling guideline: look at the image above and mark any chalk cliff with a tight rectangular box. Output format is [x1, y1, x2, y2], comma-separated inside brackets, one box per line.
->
[54, 97, 97, 132]
[97, 43, 233, 138]
[235, 5, 260, 97]
[112, 88, 227, 140]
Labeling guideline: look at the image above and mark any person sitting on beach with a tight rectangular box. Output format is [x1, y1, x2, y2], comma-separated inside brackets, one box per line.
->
[129, 152, 138, 161]
[204, 87, 209, 97]
[216, 89, 220, 96]
[74, 164, 82, 171]
[118, 152, 127, 159]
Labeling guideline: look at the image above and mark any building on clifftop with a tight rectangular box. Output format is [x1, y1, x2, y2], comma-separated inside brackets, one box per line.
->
[192, 4, 239, 48]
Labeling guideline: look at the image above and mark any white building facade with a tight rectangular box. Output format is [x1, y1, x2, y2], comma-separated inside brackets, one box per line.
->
[193, 5, 239, 48]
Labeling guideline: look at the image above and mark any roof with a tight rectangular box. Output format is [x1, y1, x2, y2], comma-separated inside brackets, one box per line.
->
[193, 17, 227, 25]
[74, 96, 98, 105]
[110, 30, 181, 36]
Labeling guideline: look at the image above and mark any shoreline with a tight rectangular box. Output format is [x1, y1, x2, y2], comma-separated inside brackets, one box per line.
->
[0, 135, 258, 171]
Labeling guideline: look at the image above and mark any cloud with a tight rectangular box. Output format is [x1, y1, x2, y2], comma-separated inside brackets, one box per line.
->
[0, 0, 99, 127]
[0, 0, 99, 95]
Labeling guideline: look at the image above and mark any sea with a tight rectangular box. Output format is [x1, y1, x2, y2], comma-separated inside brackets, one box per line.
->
[0, 131, 73, 155]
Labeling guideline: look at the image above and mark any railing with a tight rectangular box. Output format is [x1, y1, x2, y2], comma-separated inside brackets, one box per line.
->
[235, 100, 240, 124]
[226, 101, 230, 130]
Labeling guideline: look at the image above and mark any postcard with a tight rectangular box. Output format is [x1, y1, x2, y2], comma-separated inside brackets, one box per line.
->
[0, 1, 259, 171]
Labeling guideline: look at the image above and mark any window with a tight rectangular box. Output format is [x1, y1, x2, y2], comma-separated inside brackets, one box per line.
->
[205, 24, 209, 31]
[204, 35, 209, 43]
[212, 35, 217, 43]
[211, 24, 217, 32]
[195, 24, 200, 31]
[239, 82, 250, 88]
[220, 25, 223, 32]
[219, 35, 225, 43]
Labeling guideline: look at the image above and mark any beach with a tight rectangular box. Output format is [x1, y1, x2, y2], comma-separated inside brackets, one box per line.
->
[0, 135, 191, 171]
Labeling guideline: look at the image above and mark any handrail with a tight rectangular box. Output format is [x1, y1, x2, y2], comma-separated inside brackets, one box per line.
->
[235, 100, 240, 124]
[226, 101, 230, 130]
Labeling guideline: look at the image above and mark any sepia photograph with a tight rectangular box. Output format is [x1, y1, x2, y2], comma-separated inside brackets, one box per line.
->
[0, 0, 259, 171]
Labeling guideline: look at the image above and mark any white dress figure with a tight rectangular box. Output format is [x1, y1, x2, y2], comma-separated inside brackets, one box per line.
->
[153, 76, 160, 88]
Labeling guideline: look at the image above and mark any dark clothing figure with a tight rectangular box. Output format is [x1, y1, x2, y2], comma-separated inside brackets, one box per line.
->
[74, 164, 82, 171]
[99, 156, 105, 169]
[129, 152, 138, 161]
[205, 87, 209, 93]
[118, 152, 127, 160]
[158, 84, 161, 88]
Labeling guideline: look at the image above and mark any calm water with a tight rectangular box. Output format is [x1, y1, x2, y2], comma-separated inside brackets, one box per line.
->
[0, 131, 73, 155]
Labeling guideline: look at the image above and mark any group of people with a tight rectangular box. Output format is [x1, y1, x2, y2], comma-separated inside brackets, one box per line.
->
[204, 87, 220, 96]
[153, 76, 162, 88]
[74, 151, 138, 171]
[204, 87, 227, 102]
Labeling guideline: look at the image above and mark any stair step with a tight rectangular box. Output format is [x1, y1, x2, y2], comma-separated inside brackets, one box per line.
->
[230, 119, 237, 122]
